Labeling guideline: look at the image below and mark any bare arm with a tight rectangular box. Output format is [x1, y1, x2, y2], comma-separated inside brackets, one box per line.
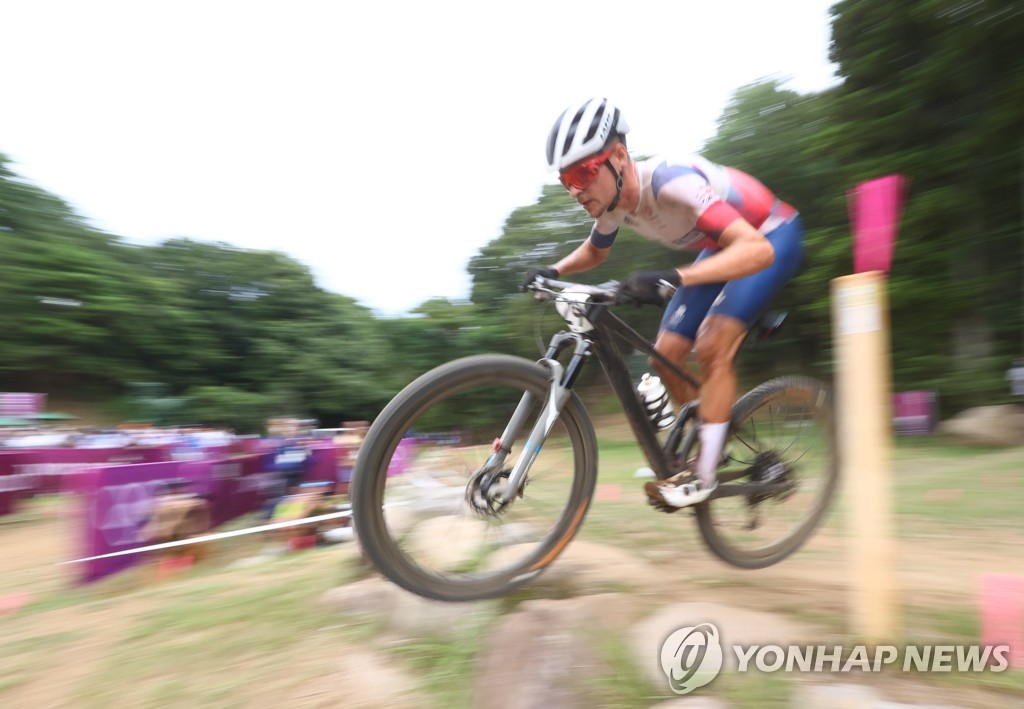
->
[676, 218, 774, 286]
[552, 238, 611, 276]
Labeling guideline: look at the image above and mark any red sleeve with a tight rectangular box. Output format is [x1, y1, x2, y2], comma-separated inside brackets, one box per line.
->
[695, 200, 743, 239]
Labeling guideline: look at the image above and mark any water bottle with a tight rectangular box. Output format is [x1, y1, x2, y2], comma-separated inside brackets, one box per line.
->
[637, 373, 676, 430]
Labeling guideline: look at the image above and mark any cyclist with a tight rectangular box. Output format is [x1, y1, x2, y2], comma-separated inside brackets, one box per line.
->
[523, 97, 804, 510]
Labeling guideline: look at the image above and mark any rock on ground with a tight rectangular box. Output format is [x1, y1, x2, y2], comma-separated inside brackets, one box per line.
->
[632, 601, 821, 684]
[472, 594, 639, 709]
[938, 404, 1024, 446]
[321, 576, 495, 640]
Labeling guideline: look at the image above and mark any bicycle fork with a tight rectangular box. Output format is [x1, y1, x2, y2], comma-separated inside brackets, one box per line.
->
[484, 334, 591, 505]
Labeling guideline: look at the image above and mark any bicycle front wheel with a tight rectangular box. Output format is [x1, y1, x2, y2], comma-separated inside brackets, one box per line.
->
[694, 376, 838, 569]
[351, 354, 598, 602]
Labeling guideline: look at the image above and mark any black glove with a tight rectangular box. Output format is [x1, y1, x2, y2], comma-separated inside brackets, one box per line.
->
[520, 266, 560, 291]
[617, 270, 681, 306]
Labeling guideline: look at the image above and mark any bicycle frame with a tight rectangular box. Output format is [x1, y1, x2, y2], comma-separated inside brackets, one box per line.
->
[573, 300, 700, 478]
[491, 289, 701, 502]
[354, 283, 837, 598]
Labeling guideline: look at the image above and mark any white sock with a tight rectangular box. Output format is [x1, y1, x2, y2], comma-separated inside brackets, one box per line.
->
[696, 421, 729, 486]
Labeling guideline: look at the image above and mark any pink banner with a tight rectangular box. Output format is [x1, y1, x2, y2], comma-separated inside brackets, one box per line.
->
[69, 452, 278, 583]
[0, 452, 20, 515]
[304, 443, 342, 485]
[203, 452, 280, 526]
[233, 437, 279, 455]
[0, 447, 172, 513]
[847, 174, 907, 274]
[892, 391, 937, 436]
[0, 392, 46, 417]
[67, 462, 190, 583]
[0, 445, 278, 515]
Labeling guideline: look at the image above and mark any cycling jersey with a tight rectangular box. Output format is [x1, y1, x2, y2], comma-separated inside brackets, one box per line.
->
[660, 217, 804, 339]
[589, 154, 797, 250]
[587, 154, 804, 339]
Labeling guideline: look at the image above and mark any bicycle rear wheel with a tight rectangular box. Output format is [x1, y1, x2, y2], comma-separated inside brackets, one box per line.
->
[693, 376, 838, 569]
[351, 354, 598, 601]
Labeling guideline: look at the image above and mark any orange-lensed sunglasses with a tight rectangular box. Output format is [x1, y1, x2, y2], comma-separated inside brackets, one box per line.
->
[558, 146, 616, 191]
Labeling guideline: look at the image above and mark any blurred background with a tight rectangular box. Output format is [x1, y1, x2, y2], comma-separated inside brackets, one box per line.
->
[1, 1, 1020, 431]
[0, 0, 1022, 707]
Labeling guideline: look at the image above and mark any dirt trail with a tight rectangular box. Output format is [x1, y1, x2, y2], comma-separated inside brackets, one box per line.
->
[2, 441, 1021, 707]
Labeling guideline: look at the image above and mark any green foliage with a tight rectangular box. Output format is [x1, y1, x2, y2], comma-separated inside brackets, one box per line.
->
[826, 0, 1023, 409]
[0, 161, 154, 387]
[703, 79, 851, 380]
[120, 382, 187, 425]
[2, 2, 1021, 425]
[181, 386, 282, 433]
[0, 154, 396, 425]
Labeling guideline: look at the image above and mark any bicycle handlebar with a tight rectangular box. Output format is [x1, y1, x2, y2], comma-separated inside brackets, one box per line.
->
[525, 277, 621, 303]
[526, 276, 678, 307]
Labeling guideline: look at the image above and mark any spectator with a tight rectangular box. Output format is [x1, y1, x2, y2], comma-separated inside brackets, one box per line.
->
[139, 479, 212, 568]
[334, 422, 368, 496]
[270, 481, 332, 549]
[1007, 358, 1024, 397]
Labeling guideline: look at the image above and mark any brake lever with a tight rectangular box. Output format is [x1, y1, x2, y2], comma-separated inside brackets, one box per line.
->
[656, 279, 679, 300]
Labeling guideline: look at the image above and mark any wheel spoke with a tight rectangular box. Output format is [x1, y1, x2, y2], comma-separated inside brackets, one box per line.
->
[352, 356, 597, 601]
[695, 377, 838, 569]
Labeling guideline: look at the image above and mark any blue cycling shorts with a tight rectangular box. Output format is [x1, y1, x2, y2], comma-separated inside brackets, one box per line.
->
[659, 216, 805, 340]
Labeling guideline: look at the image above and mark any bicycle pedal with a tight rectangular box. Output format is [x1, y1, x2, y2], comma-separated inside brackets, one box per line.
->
[645, 491, 694, 515]
[648, 499, 680, 514]
[645, 488, 675, 513]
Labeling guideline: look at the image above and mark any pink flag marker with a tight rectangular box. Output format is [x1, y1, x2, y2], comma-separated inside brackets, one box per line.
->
[979, 573, 1024, 668]
[847, 174, 907, 274]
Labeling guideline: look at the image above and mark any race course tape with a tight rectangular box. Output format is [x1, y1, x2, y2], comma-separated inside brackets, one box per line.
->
[60, 509, 355, 565]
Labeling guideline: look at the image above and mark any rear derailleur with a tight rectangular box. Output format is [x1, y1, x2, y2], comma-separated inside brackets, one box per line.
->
[743, 451, 796, 530]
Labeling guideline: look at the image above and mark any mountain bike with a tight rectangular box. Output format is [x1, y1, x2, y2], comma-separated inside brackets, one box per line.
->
[351, 277, 838, 602]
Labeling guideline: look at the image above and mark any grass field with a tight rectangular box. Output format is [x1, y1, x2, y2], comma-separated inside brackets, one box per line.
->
[1, 429, 1022, 707]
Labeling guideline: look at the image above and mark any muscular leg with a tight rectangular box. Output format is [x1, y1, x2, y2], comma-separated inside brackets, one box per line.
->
[649, 330, 698, 406]
[646, 219, 804, 506]
[690, 314, 749, 485]
[692, 314, 750, 425]
[648, 316, 749, 421]
[642, 315, 749, 507]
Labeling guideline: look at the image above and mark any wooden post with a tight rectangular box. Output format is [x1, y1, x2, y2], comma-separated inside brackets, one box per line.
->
[832, 271, 900, 642]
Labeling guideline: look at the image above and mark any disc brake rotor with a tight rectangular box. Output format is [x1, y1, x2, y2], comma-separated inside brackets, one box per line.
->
[466, 468, 525, 517]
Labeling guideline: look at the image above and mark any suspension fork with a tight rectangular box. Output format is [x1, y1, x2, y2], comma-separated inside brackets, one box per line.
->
[485, 333, 592, 503]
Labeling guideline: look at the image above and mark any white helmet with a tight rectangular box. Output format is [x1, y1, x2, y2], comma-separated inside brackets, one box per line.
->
[545, 97, 630, 172]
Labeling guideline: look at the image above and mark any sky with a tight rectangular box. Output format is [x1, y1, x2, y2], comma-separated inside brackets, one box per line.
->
[2, 1, 840, 317]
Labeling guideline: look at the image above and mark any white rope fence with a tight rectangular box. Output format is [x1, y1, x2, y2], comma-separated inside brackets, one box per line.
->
[60, 508, 355, 565]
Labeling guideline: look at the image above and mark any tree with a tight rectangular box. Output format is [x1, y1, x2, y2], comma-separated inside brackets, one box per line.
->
[0, 154, 156, 390]
[828, 0, 1024, 408]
